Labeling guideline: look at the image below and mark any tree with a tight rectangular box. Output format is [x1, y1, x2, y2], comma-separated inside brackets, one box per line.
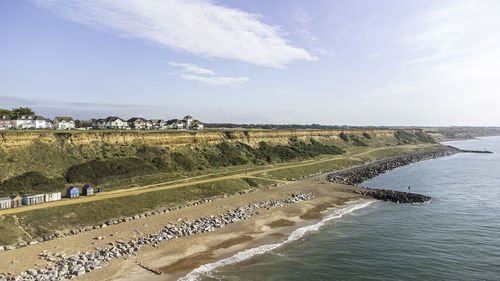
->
[0, 109, 12, 117]
[11, 107, 35, 116]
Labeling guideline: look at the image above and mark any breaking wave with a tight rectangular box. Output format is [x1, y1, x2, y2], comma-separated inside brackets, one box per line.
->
[179, 200, 375, 281]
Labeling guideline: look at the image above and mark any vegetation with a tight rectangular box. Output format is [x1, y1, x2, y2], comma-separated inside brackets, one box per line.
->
[395, 130, 436, 144]
[363, 132, 372, 139]
[0, 107, 35, 117]
[9, 178, 277, 244]
[339, 132, 349, 142]
[0, 172, 66, 196]
[350, 134, 368, 147]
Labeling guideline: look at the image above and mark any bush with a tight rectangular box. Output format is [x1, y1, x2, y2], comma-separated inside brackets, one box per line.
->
[0, 172, 66, 196]
[363, 132, 372, 139]
[65, 158, 155, 183]
[350, 134, 368, 147]
[340, 133, 349, 142]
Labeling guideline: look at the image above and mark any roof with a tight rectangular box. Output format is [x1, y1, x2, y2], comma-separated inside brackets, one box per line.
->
[166, 119, 178, 125]
[79, 120, 93, 126]
[83, 185, 93, 189]
[67, 186, 80, 191]
[0, 197, 11, 202]
[33, 115, 49, 121]
[184, 115, 193, 119]
[105, 116, 126, 122]
[151, 119, 164, 124]
[55, 117, 73, 122]
[10, 196, 22, 200]
[127, 117, 147, 123]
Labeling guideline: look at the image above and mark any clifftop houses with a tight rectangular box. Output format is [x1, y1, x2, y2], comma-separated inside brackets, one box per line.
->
[0, 115, 204, 131]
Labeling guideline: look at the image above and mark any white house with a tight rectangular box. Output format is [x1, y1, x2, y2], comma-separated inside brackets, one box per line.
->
[93, 116, 129, 130]
[183, 115, 193, 129]
[193, 120, 204, 130]
[166, 119, 184, 129]
[11, 115, 35, 129]
[151, 119, 166, 130]
[53, 117, 75, 130]
[127, 117, 152, 130]
[33, 116, 52, 129]
[0, 115, 11, 129]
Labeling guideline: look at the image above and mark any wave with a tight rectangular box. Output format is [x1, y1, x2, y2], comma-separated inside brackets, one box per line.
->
[178, 200, 375, 281]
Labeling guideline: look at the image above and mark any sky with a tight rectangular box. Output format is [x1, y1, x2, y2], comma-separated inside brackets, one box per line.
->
[1, 0, 499, 126]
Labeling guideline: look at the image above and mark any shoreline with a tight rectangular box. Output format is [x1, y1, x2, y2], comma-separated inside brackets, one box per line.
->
[0, 145, 458, 281]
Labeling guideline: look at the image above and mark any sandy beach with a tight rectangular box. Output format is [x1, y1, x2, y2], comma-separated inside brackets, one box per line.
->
[0, 176, 365, 281]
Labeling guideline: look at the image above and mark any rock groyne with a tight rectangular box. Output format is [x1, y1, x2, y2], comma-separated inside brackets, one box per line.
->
[327, 146, 461, 203]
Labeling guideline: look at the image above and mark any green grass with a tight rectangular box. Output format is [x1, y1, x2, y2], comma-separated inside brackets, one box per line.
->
[0, 216, 29, 244]
[259, 158, 361, 180]
[7, 177, 278, 245]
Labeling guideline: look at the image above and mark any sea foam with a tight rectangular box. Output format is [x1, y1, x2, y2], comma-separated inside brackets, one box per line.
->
[179, 200, 375, 281]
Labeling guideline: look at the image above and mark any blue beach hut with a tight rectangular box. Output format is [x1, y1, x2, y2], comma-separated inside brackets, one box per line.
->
[67, 187, 80, 198]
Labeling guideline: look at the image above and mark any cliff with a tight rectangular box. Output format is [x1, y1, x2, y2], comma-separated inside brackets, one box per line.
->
[0, 129, 433, 188]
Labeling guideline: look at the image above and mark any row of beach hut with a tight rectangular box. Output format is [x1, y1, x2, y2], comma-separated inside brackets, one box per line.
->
[0, 185, 103, 210]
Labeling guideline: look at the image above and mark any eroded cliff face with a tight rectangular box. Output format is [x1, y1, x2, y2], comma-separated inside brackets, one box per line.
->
[0, 129, 425, 180]
[0, 129, 411, 149]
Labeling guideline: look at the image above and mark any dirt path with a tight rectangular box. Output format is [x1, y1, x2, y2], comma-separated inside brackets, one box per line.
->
[12, 215, 32, 241]
[0, 144, 432, 215]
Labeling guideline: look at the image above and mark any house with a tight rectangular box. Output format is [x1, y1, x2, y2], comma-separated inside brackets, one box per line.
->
[23, 194, 45, 205]
[151, 119, 166, 130]
[44, 192, 61, 202]
[0, 197, 12, 209]
[183, 115, 193, 129]
[182, 115, 204, 130]
[76, 120, 93, 130]
[93, 116, 129, 130]
[10, 196, 22, 208]
[0, 115, 11, 129]
[166, 119, 184, 129]
[82, 185, 94, 196]
[53, 117, 75, 130]
[127, 117, 152, 130]
[67, 187, 80, 198]
[192, 119, 204, 130]
[33, 115, 52, 129]
[11, 115, 35, 129]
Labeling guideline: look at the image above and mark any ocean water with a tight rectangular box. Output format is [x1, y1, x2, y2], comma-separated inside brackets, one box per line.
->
[187, 136, 500, 281]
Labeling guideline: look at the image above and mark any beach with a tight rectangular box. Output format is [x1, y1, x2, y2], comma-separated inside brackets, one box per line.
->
[0, 176, 365, 281]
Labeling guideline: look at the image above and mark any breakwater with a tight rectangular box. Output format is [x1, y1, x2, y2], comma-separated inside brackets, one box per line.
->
[327, 146, 461, 203]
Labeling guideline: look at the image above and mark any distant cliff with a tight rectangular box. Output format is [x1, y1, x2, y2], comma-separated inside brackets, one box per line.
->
[425, 127, 500, 142]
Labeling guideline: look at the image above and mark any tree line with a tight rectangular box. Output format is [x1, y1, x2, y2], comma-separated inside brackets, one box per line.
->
[0, 107, 35, 117]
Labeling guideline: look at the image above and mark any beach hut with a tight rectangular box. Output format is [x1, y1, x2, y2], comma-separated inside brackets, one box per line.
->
[10, 196, 22, 208]
[0, 197, 12, 209]
[23, 194, 45, 205]
[98, 187, 104, 193]
[44, 192, 62, 202]
[82, 185, 94, 196]
[67, 187, 80, 198]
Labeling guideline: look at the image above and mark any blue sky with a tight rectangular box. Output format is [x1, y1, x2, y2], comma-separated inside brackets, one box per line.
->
[1, 0, 499, 125]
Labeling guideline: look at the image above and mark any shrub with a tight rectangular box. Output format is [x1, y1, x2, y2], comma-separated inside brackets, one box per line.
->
[363, 132, 372, 139]
[340, 133, 349, 142]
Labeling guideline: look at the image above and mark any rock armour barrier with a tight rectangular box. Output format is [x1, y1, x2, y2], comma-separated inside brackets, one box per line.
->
[327, 146, 461, 203]
[1, 192, 311, 281]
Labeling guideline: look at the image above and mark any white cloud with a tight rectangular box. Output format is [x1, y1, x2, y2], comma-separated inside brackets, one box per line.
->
[169, 62, 249, 86]
[179, 74, 249, 86]
[35, 0, 316, 68]
[169, 62, 215, 75]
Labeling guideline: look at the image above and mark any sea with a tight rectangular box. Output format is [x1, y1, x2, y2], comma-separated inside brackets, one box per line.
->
[183, 136, 500, 281]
